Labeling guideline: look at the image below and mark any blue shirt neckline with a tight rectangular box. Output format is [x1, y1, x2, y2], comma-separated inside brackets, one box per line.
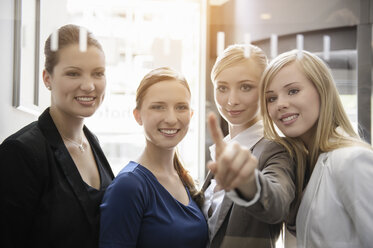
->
[129, 161, 192, 207]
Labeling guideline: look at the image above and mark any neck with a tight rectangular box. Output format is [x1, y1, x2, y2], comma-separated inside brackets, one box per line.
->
[138, 140, 176, 174]
[300, 124, 317, 150]
[49, 106, 85, 139]
[229, 115, 261, 139]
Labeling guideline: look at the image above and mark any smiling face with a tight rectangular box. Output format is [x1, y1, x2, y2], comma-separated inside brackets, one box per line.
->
[265, 62, 320, 145]
[43, 44, 106, 119]
[134, 79, 192, 150]
[214, 61, 262, 136]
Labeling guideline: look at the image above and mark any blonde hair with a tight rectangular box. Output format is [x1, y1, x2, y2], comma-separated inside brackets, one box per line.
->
[259, 49, 369, 209]
[135, 67, 204, 208]
[211, 44, 268, 83]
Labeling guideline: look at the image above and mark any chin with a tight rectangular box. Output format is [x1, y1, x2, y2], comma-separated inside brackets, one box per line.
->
[77, 110, 97, 118]
[281, 130, 302, 139]
[227, 118, 247, 127]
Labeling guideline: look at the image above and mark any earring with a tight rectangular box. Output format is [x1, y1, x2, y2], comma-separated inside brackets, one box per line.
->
[47, 86, 51, 90]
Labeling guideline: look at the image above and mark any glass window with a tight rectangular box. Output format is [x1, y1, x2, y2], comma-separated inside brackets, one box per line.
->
[39, 0, 206, 181]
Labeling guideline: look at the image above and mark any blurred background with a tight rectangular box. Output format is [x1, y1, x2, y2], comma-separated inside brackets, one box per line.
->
[1, 0, 372, 184]
[0, 2, 372, 245]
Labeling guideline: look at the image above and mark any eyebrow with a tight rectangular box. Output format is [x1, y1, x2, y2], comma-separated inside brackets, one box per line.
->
[63, 66, 105, 73]
[216, 79, 256, 85]
[237, 79, 256, 84]
[150, 101, 166, 104]
[63, 66, 81, 71]
[265, 82, 298, 94]
[150, 101, 189, 104]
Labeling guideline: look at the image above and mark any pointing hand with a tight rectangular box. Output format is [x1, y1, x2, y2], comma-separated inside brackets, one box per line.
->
[207, 112, 258, 198]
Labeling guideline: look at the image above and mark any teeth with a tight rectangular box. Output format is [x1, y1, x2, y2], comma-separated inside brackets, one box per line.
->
[282, 115, 297, 122]
[76, 97, 94, 101]
[160, 129, 178, 135]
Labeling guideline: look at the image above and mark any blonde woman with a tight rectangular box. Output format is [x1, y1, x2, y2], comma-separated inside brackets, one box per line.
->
[203, 44, 295, 247]
[100, 67, 208, 248]
[260, 49, 373, 247]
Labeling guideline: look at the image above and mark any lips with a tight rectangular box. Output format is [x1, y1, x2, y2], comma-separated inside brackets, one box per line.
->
[227, 109, 244, 116]
[280, 113, 299, 124]
[159, 128, 180, 136]
[75, 96, 96, 106]
[75, 96, 95, 102]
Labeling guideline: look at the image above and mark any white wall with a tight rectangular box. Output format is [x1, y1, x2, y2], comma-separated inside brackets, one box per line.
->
[0, 0, 37, 142]
[233, 0, 359, 41]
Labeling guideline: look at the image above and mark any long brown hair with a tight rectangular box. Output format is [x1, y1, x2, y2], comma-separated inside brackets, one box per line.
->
[135, 67, 204, 208]
[44, 24, 103, 74]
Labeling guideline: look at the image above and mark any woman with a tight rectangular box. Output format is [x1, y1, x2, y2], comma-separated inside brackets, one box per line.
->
[203, 44, 295, 248]
[260, 49, 373, 247]
[0, 24, 114, 248]
[99, 67, 208, 248]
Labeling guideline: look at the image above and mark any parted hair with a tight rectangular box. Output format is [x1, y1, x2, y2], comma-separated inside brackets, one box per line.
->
[211, 44, 268, 83]
[44, 24, 103, 74]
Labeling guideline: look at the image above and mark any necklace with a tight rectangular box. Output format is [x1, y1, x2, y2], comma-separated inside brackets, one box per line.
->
[62, 135, 85, 152]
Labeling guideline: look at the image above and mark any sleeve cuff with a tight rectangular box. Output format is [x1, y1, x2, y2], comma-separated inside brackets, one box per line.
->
[226, 169, 261, 207]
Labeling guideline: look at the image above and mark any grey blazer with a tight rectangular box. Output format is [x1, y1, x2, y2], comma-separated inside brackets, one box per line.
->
[202, 138, 295, 248]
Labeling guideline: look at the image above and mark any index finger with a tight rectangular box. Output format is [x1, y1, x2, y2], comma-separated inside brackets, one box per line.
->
[207, 112, 225, 157]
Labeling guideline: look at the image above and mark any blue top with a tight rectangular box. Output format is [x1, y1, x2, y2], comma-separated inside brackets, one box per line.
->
[99, 161, 208, 248]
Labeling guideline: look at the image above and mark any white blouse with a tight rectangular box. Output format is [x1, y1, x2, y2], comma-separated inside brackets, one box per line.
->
[296, 146, 373, 248]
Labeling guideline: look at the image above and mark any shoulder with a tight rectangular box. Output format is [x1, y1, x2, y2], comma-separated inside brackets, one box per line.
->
[0, 122, 48, 181]
[260, 139, 285, 151]
[328, 146, 373, 182]
[254, 138, 289, 159]
[329, 146, 373, 166]
[253, 139, 294, 173]
[108, 162, 149, 194]
[0, 121, 44, 156]
[104, 162, 151, 205]
[2, 121, 40, 144]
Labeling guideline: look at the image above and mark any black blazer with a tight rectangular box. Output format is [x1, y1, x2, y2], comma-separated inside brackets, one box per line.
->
[0, 108, 114, 248]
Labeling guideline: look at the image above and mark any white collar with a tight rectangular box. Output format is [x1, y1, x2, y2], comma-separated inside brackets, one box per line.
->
[209, 120, 264, 161]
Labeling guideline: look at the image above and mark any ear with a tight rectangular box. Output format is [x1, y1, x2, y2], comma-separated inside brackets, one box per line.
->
[42, 69, 52, 90]
[190, 109, 194, 118]
[133, 108, 143, 125]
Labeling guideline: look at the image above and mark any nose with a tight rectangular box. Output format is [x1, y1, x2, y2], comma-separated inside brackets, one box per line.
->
[227, 90, 239, 106]
[164, 109, 178, 125]
[80, 76, 95, 92]
[276, 96, 289, 111]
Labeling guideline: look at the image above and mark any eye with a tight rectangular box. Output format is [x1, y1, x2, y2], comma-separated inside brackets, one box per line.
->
[216, 85, 228, 93]
[240, 84, 252, 92]
[66, 71, 80, 77]
[289, 89, 299, 95]
[266, 96, 277, 103]
[176, 104, 189, 111]
[93, 71, 105, 78]
[150, 105, 165, 110]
